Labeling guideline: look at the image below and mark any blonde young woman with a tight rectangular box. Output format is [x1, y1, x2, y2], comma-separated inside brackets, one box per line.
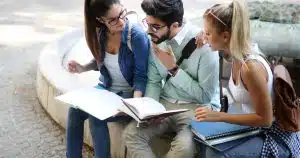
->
[195, 0, 300, 157]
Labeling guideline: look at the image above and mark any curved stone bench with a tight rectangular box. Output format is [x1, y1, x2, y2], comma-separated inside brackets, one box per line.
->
[251, 20, 300, 58]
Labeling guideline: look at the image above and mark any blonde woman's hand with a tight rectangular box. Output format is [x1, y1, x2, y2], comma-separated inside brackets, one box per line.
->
[195, 30, 206, 48]
[194, 106, 222, 122]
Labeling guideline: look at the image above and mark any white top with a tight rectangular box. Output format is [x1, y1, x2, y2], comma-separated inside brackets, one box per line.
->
[104, 52, 131, 92]
[228, 46, 273, 113]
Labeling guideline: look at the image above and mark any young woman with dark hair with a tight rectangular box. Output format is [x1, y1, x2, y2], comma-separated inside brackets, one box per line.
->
[66, 0, 150, 157]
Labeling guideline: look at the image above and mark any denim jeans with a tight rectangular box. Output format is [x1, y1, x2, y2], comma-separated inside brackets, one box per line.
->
[200, 135, 290, 158]
[66, 85, 132, 158]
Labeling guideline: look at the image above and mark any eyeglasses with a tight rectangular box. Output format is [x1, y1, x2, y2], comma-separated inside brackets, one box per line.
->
[205, 8, 228, 27]
[97, 8, 128, 26]
[142, 18, 167, 32]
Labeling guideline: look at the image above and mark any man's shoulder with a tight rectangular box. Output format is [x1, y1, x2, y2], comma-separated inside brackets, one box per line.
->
[183, 22, 202, 37]
[192, 44, 219, 62]
[130, 22, 148, 38]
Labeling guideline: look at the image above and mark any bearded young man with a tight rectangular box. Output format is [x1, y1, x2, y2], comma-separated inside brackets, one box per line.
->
[124, 0, 221, 157]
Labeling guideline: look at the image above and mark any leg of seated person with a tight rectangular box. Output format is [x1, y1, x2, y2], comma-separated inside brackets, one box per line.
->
[124, 118, 172, 158]
[205, 136, 263, 158]
[89, 115, 132, 158]
[164, 112, 196, 158]
[205, 135, 290, 158]
[89, 115, 110, 158]
[66, 107, 89, 158]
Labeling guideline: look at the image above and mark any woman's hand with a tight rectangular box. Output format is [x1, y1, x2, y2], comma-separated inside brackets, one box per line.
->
[195, 30, 206, 48]
[133, 91, 143, 98]
[68, 60, 85, 74]
[194, 106, 223, 122]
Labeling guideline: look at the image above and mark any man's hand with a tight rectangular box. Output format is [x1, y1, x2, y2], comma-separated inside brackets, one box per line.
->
[194, 107, 223, 122]
[195, 30, 206, 48]
[152, 44, 177, 70]
[68, 60, 85, 74]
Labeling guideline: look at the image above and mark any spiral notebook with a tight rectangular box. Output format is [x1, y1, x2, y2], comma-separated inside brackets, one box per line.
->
[190, 106, 261, 149]
[191, 121, 260, 144]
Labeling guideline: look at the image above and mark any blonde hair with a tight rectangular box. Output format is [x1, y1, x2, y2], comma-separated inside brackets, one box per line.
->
[203, 0, 251, 62]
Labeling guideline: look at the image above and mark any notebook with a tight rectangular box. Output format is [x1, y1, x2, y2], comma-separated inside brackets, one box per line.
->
[56, 87, 188, 122]
[56, 87, 123, 120]
[191, 121, 260, 145]
[191, 106, 261, 150]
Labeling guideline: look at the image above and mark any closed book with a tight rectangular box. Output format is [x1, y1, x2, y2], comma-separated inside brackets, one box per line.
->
[191, 106, 261, 150]
[191, 121, 260, 142]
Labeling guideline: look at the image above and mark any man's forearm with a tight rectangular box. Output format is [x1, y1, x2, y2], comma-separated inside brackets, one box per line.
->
[83, 59, 98, 72]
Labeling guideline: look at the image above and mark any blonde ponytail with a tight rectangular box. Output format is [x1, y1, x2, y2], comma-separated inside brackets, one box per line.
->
[203, 0, 251, 62]
[230, 0, 251, 61]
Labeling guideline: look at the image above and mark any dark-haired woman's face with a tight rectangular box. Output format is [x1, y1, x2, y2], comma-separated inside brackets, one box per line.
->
[100, 4, 126, 32]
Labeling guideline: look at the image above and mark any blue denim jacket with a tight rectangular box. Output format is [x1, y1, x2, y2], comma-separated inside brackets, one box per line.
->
[97, 21, 150, 95]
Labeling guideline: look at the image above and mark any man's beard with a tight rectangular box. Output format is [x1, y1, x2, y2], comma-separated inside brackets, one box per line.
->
[149, 29, 171, 44]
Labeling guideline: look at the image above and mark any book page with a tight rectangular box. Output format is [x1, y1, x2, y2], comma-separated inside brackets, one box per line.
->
[118, 104, 141, 122]
[56, 87, 123, 120]
[141, 109, 189, 120]
[122, 97, 166, 119]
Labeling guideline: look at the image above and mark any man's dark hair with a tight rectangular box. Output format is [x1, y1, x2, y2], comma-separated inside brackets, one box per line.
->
[141, 0, 184, 27]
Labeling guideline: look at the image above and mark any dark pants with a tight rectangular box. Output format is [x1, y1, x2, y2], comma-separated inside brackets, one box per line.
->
[66, 85, 132, 158]
[199, 135, 290, 158]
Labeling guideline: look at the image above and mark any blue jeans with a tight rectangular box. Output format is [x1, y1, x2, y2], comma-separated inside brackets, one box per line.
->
[197, 106, 291, 158]
[199, 135, 290, 158]
[66, 85, 132, 158]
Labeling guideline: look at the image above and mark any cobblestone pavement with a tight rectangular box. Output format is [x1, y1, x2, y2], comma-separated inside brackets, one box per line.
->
[0, 44, 94, 158]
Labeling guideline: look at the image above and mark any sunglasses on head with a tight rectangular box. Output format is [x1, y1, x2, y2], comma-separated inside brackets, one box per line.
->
[205, 8, 228, 27]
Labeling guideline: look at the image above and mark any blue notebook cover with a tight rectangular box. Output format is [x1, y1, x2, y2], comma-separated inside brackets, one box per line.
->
[191, 106, 261, 151]
[190, 120, 259, 140]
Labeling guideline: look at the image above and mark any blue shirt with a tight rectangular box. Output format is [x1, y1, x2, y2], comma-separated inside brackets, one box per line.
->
[97, 21, 150, 95]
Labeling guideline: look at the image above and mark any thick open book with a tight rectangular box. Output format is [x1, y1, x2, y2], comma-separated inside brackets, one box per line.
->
[120, 97, 189, 123]
[56, 87, 188, 122]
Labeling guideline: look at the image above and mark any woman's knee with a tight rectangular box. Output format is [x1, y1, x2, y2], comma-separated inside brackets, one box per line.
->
[67, 107, 88, 127]
[88, 116, 107, 133]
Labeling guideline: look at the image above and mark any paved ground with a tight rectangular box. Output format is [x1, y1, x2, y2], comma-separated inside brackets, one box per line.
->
[0, 0, 93, 157]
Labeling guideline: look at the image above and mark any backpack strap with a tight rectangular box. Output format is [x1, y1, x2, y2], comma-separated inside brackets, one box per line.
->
[127, 21, 133, 52]
[219, 52, 229, 112]
[166, 38, 197, 81]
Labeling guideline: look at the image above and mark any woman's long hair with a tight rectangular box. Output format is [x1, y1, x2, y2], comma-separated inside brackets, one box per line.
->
[203, 0, 251, 62]
[84, 0, 120, 62]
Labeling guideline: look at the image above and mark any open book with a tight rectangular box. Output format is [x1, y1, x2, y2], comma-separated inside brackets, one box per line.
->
[120, 97, 189, 123]
[56, 87, 188, 123]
